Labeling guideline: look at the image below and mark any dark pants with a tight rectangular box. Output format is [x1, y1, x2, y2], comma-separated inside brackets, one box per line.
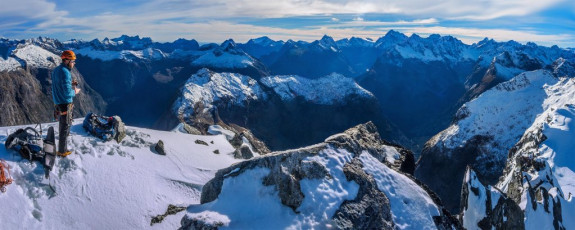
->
[55, 103, 73, 153]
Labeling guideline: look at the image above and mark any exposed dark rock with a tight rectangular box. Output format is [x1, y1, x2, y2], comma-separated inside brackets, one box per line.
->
[416, 135, 498, 213]
[194, 122, 461, 229]
[183, 123, 202, 135]
[0, 63, 106, 127]
[180, 215, 224, 230]
[154, 140, 166, 155]
[459, 167, 524, 229]
[150, 204, 186, 226]
[233, 145, 253, 159]
[195, 140, 209, 146]
[332, 158, 395, 229]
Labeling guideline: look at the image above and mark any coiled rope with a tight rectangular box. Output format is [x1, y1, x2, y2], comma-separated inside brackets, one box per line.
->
[0, 159, 13, 193]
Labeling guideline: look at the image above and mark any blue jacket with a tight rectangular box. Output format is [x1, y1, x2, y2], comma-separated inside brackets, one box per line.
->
[51, 65, 75, 105]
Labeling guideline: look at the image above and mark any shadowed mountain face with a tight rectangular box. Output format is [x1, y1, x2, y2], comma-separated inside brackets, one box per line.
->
[75, 57, 196, 128]
[358, 56, 475, 140]
[171, 69, 407, 152]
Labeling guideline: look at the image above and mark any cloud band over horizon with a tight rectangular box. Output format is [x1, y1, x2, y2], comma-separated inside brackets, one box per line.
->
[1, 0, 574, 47]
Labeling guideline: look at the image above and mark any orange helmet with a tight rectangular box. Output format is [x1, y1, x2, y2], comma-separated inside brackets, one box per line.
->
[61, 50, 76, 60]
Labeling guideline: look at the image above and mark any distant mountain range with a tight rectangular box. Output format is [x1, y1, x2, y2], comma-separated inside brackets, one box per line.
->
[1, 31, 575, 228]
[2, 32, 573, 151]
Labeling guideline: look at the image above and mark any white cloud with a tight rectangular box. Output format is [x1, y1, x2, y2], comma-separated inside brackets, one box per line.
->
[1, 0, 572, 48]
[0, 0, 67, 32]
[0, 0, 64, 18]
[331, 18, 439, 28]
[126, 0, 563, 20]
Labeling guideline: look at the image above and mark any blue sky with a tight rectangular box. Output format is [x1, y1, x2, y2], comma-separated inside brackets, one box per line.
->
[1, 0, 574, 47]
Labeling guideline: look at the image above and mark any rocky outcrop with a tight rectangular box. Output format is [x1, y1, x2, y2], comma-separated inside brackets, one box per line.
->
[459, 76, 575, 229]
[460, 167, 525, 229]
[416, 69, 563, 213]
[332, 158, 394, 229]
[0, 46, 106, 127]
[181, 122, 458, 229]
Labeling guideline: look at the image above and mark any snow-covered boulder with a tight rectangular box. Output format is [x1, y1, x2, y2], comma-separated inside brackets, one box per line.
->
[181, 122, 458, 229]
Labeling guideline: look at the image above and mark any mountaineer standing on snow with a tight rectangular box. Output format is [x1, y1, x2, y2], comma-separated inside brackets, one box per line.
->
[51, 50, 81, 157]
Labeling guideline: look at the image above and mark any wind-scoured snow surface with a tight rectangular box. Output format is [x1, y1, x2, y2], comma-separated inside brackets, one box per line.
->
[174, 68, 266, 116]
[187, 146, 359, 229]
[260, 73, 374, 105]
[0, 119, 241, 229]
[185, 145, 441, 229]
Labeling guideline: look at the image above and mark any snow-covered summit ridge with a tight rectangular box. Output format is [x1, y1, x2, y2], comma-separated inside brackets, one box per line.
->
[260, 73, 374, 104]
[0, 119, 242, 229]
[182, 122, 449, 229]
[460, 76, 575, 229]
[173, 69, 375, 118]
[0, 43, 61, 71]
[431, 69, 557, 151]
[425, 69, 564, 182]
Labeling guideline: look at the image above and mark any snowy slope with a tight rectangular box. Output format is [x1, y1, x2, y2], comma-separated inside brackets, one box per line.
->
[0, 57, 21, 72]
[182, 123, 447, 229]
[9, 44, 60, 69]
[360, 152, 440, 229]
[185, 146, 361, 229]
[0, 119, 242, 229]
[174, 69, 375, 118]
[260, 73, 374, 105]
[75, 47, 166, 61]
[173, 68, 266, 117]
[500, 77, 575, 229]
[427, 70, 557, 176]
[459, 75, 575, 229]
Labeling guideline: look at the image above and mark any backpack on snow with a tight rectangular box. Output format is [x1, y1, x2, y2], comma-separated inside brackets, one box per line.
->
[82, 113, 126, 143]
[5, 127, 45, 161]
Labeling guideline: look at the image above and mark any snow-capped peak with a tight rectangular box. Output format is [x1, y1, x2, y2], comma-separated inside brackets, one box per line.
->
[11, 44, 61, 69]
[316, 35, 338, 52]
[220, 39, 236, 49]
[260, 73, 374, 105]
[246, 36, 282, 47]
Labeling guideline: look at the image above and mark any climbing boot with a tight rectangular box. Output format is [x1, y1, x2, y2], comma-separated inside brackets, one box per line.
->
[57, 151, 72, 157]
